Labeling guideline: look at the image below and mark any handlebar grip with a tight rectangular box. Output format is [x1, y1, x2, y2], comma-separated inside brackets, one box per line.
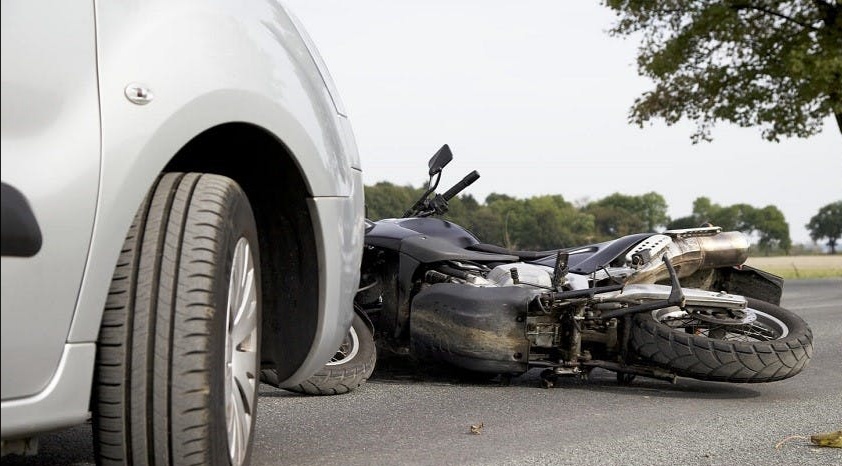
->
[442, 170, 480, 201]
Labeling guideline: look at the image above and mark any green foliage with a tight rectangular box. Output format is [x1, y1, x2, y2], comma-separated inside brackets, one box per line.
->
[584, 192, 669, 240]
[667, 196, 792, 253]
[462, 194, 595, 250]
[363, 182, 425, 220]
[748, 205, 793, 253]
[363, 185, 795, 253]
[689, 197, 755, 230]
[506, 195, 595, 250]
[806, 200, 842, 253]
[604, 0, 842, 142]
[363, 184, 590, 249]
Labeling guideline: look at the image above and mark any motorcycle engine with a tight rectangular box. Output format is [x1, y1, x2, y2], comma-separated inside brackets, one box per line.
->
[487, 262, 555, 288]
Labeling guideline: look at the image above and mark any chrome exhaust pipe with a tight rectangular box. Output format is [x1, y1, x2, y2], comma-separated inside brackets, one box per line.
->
[626, 230, 749, 285]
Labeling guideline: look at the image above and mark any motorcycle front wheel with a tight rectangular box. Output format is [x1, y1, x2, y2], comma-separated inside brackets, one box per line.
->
[631, 297, 812, 383]
[281, 313, 376, 395]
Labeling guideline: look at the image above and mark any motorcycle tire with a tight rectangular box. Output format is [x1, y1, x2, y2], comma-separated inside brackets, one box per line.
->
[631, 297, 812, 383]
[273, 313, 376, 395]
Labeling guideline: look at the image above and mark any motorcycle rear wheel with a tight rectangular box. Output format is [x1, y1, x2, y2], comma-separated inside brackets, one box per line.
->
[631, 297, 812, 383]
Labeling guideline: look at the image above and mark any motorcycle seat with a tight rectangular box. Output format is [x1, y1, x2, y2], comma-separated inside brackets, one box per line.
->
[469, 232, 654, 275]
[530, 233, 653, 274]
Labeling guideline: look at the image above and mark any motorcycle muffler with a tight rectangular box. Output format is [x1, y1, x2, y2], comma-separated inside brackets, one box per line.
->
[625, 230, 749, 285]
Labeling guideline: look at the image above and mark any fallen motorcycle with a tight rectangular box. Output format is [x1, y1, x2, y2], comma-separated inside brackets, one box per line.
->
[287, 145, 812, 394]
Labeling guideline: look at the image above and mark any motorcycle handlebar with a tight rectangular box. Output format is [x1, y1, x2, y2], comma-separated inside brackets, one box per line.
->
[442, 170, 480, 201]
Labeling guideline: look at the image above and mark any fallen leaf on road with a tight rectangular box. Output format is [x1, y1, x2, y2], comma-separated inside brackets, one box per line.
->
[470, 422, 483, 435]
[775, 430, 842, 449]
[810, 430, 842, 448]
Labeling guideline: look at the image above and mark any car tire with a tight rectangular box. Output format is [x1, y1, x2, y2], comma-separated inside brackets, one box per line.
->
[93, 172, 261, 466]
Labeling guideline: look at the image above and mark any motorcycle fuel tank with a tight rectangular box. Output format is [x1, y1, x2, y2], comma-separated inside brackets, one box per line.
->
[365, 217, 481, 250]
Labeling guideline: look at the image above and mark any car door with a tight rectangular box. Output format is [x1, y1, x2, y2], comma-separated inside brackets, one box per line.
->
[1, 0, 101, 399]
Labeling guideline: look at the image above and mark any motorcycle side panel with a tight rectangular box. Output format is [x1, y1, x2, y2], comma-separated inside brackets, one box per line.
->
[394, 218, 481, 248]
[400, 236, 518, 264]
[365, 220, 420, 250]
[365, 217, 482, 251]
[410, 283, 537, 374]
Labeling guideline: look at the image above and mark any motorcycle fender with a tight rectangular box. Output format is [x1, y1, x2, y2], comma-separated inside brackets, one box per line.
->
[410, 283, 537, 374]
[716, 265, 784, 306]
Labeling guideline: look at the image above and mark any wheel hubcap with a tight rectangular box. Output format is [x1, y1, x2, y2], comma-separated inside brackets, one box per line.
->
[224, 238, 258, 466]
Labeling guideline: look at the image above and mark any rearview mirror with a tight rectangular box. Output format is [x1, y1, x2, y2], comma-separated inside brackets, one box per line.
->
[428, 144, 453, 176]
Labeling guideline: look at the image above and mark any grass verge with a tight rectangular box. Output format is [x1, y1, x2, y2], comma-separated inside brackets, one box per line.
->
[745, 255, 842, 280]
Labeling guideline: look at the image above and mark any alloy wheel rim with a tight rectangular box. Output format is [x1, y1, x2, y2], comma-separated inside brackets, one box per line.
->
[224, 237, 258, 466]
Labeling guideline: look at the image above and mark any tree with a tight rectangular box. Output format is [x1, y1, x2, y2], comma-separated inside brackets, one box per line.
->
[604, 1, 842, 142]
[747, 205, 792, 253]
[584, 192, 670, 240]
[668, 197, 791, 253]
[483, 193, 596, 249]
[518, 195, 595, 250]
[485, 194, 526, 248]
[686, 197, 754, 231]
[363, 182, 424, 219]
[806, 201, 842, 253]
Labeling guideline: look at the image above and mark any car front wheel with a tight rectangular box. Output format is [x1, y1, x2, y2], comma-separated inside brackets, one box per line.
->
[93, 172, 261, 466]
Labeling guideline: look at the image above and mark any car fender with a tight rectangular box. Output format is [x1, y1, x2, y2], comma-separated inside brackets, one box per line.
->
[70, 0, 358, 343]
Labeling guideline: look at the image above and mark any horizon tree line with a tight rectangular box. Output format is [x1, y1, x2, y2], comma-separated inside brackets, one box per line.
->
[365, 182, 841, 255]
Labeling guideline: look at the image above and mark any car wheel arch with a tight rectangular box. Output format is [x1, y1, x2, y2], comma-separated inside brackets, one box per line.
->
[163, 122, 322, 384]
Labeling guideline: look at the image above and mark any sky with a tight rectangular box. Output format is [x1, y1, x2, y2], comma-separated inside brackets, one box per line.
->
[284, 0, 840, 245]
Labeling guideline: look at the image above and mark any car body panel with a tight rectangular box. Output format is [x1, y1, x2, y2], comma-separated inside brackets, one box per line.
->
[0, 344, 95, 439]
[0, 0, 101, 400]
[2, 0, 363, 439]
[70, 0, 359, 341]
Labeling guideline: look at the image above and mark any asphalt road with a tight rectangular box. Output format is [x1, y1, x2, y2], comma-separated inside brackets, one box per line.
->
[6, 279, 841, 466]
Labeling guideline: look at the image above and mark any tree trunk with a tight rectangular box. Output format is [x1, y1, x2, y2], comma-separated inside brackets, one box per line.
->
[836, 111, 842, 137]
[820, 0, 841, 136]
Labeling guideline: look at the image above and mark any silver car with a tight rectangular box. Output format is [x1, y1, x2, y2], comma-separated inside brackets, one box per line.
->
[1, 1, 364, 464]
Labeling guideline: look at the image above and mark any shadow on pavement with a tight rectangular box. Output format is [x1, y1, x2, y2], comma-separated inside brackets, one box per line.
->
[367, 355, 762, 400]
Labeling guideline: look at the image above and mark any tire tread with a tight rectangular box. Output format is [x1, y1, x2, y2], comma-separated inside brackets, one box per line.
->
[265, 315, 376, 396]
[631, 298, 812, 383]
[93, 173, 260, 466]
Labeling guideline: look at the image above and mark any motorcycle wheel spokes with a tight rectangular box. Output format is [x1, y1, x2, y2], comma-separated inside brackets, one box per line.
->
[654, 306, 789, 343]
